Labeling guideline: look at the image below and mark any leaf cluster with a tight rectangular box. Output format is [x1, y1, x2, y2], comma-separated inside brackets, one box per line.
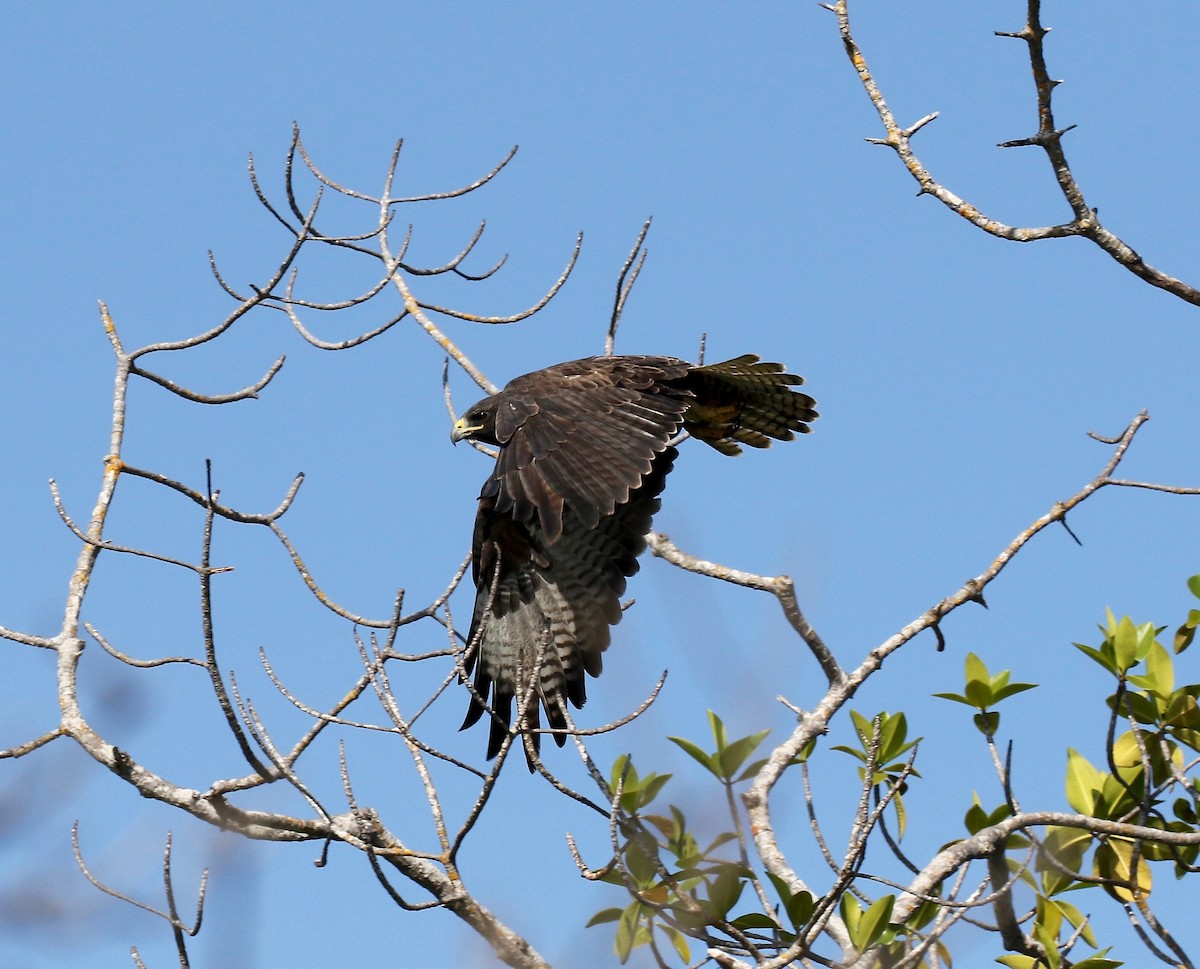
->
[589, 714, 809, 964]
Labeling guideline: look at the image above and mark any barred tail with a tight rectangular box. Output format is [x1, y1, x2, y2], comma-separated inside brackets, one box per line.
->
[685, 354, 819, 455]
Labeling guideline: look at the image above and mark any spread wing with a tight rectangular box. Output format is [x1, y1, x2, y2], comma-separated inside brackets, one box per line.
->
[461, 448, 676, 765]
[455, 352, 819, 765]
[481, 356, 693, 544]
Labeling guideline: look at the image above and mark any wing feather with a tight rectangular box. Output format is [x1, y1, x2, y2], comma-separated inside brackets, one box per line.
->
[485, 357, 690, 541]
[457, 352, 817, 766]
[461, 447, 676, 767]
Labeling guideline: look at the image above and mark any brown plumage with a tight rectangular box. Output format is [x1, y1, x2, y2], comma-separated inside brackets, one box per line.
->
[451, 354, 817, 765]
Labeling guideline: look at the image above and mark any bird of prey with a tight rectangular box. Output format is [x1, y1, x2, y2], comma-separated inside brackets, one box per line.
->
[451, 353, 817, 765]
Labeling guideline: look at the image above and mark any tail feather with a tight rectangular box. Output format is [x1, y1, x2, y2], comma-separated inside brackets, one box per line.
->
[685, 355, 818, 455]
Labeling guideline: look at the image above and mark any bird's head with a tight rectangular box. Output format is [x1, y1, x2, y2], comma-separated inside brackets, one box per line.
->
[451, 397, 500, 445]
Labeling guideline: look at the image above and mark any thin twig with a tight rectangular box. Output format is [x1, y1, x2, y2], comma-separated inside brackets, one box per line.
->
[827, 0, 1200, 305]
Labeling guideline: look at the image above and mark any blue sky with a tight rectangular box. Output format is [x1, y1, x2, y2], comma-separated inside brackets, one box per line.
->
[2, 3, 1199, 967]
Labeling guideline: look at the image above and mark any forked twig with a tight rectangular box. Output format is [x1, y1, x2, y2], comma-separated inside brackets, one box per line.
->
[825, 0, 1200, 305]
[607, 217, 652, 355]
[73, 824, 207, 959]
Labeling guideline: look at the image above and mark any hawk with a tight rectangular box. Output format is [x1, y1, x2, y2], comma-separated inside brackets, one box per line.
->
[451, 354, 817, 765]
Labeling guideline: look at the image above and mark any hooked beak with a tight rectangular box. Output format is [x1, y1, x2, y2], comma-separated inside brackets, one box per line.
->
[450, 417, 471, 445]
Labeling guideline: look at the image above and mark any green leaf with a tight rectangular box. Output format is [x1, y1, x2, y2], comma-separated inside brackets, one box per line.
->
[1037, 826, 1091, 897]
[1108, 690, 1159, 725]
[669, 735, 717, 776]
[707, 866, 745, 918]
[933, 690, 971, 706]
[768, 874, 814, 929]
[902, 894, 941, 931]
[1135, 621, 1160, 662]
[1095, 772, 1134, 818]
[706, 831, 738, 854]
[1071, 956, 1123, 969]
[1102, 606, 1118, 633]
[586, 907, 624, 927]
[1174, 620, 1196, 655]
[1165, 692, 1200, 730]
[876, 712, 909, 761]
[637, 772, 673, 808]
[1111, 616, 1141, 671]
[611, 754, 638, 792]
[1033, 900, 1062, 969]
[1188, 574, 1200, 599]
[974, 711, 1000, 736]
[1054, 897, 1097, 947]
[964, 679, 993, 708]
[839, 893, 862, 941]
[729, 912, 781, 929]
[718, 729, 771, 780]
[1111, 731, 1148, 784]
[992, 680, 1037, 702]
[1144, 640, 1175, 697]
[963, 796, 1011, 835]
[856, 895, 895, 951]
[1037, 897, 1063, 937]
[643, 813, 676, 840]
[1036, 939, 1062, 969]
[892, 789, 908, 839]
[665, 926, 691, 964]
[671, 907, 710, 936]
[785, 890, 815, 929]
[849, 709, 873, 744]
[1094, 839, 1152, 902]
[964, 651, 994, 708]
[735, 757, 770, 782]
[1139, 819, 1195, 862]
[1074, 641, 1117, 675]
[996, 957, 1039, 969]
[964, 798, 989, 834]
[1177, 727, 1200, 754]
[1065, 749, 1102, 814]
[841, 893, 896, 952]
[707, 710, 728, 752]
[831, 744, 867, 762]
[615, 904, 646, 963]
[964, 651, 990, 686]
[624, 837, 659, 886]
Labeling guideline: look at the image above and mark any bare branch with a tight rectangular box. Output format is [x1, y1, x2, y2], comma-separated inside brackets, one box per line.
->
[389, 145, 520, 204]
[120, 464, 305, 524]
[414, 230, 582, 325]
[49, 478, 216, 574]
[647, 532, 843, 686]
[0, 727, 66, 759]
[73, 824, 207, 938]
[607, 217, 652, 355]
[285, 302, 408, 351]
[130, 354, 286, 404]
[199, 466, 273, 778]
[0, 625, 57, 649]
[827, 0, 1200, 305]
[86, 621, 206, 669]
